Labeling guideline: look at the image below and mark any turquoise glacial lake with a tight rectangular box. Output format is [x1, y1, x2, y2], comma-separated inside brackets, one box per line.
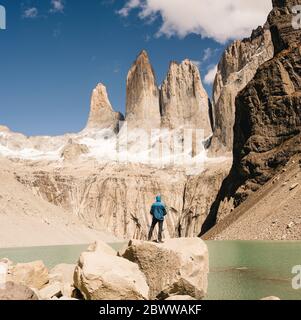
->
[0, 241, 301, 300]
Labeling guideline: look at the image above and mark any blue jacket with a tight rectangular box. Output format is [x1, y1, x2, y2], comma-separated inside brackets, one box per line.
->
[150, 196, 167, 221]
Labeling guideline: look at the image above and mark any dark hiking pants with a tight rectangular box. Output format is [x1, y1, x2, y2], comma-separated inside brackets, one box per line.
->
[148, 218, 164, 242]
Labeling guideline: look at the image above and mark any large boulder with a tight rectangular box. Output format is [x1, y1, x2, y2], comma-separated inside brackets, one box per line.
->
[74, 250, 149, 300]
[49, 264, 77, 298]
[10, 261, 49, 290]
[50, 264, 76, 284]
[121, 238, 209, 300]
[39, 282, 62, 300]
[49, 243, 116, 299]
[0, 282, 38, 300]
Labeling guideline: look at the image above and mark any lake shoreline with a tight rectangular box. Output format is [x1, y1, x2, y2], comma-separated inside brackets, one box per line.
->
[1, 240, 301, 300]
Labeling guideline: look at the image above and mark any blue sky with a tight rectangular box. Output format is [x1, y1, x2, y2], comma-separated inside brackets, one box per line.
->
[0, 0, 271, 136]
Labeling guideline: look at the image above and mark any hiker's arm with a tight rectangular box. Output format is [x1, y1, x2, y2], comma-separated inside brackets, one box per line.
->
[150, 205, 154, 215]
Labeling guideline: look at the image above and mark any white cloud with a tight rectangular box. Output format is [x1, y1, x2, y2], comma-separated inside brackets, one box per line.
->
[204, 65, 217, 84]
[118, 0, 272, 43]
[191, 60, 201, 68]
[118, 0, 141, 17]
[192, 48, 218, 70]
[50, 0, 65, 13]
[202, 48, 213, 63]
[23, 7, 38, 19]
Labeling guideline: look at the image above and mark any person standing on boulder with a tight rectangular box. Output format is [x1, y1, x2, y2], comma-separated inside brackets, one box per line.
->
[148, 195, 167, 243]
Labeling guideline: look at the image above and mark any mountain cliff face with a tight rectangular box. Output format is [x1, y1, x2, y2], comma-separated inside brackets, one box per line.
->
[210, 26, 274, 154]
[86, 84, 124, 131]
[13, 160, 229, 240]
[161, 60, 212, 137]
[202, 0, 301, 234]
[0, 159, 117, 247]
[125, 51, 161, 129]
[14, 164, 185, 239]
[232, 0, 301, 204]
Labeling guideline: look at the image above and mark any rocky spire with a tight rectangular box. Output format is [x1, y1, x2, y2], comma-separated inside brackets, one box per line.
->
[160, 59, 212, 138]
[86, 83, 124, 131]
[125, 50, 161, 128]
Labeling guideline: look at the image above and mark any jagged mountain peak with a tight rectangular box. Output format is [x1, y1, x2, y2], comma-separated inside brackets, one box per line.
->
[125, 49, 161, 128]
[137, 49, 149, 59]
[129, 50, 153, 72]
[161, 58, 212, 136]
[0, 125, 11, 133]
[86, 82, 123, 131]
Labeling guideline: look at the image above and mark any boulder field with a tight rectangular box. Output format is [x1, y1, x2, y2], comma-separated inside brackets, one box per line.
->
[0, 238, 209, 301]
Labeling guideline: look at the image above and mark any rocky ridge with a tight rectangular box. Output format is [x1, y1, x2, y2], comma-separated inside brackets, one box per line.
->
[0, 51, 212, 164]
[202, 0, 301, 236]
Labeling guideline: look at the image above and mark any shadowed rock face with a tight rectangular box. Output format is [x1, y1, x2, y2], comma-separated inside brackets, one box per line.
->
[232, 0, 301, 204]
[161, 60, 212, 137]
[270, 0, 301, 53]
[126, 50, 161, 129]
[210, 26, 274, 154]
[202, 0, 301, 234]
[86, 83, 124, 131]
